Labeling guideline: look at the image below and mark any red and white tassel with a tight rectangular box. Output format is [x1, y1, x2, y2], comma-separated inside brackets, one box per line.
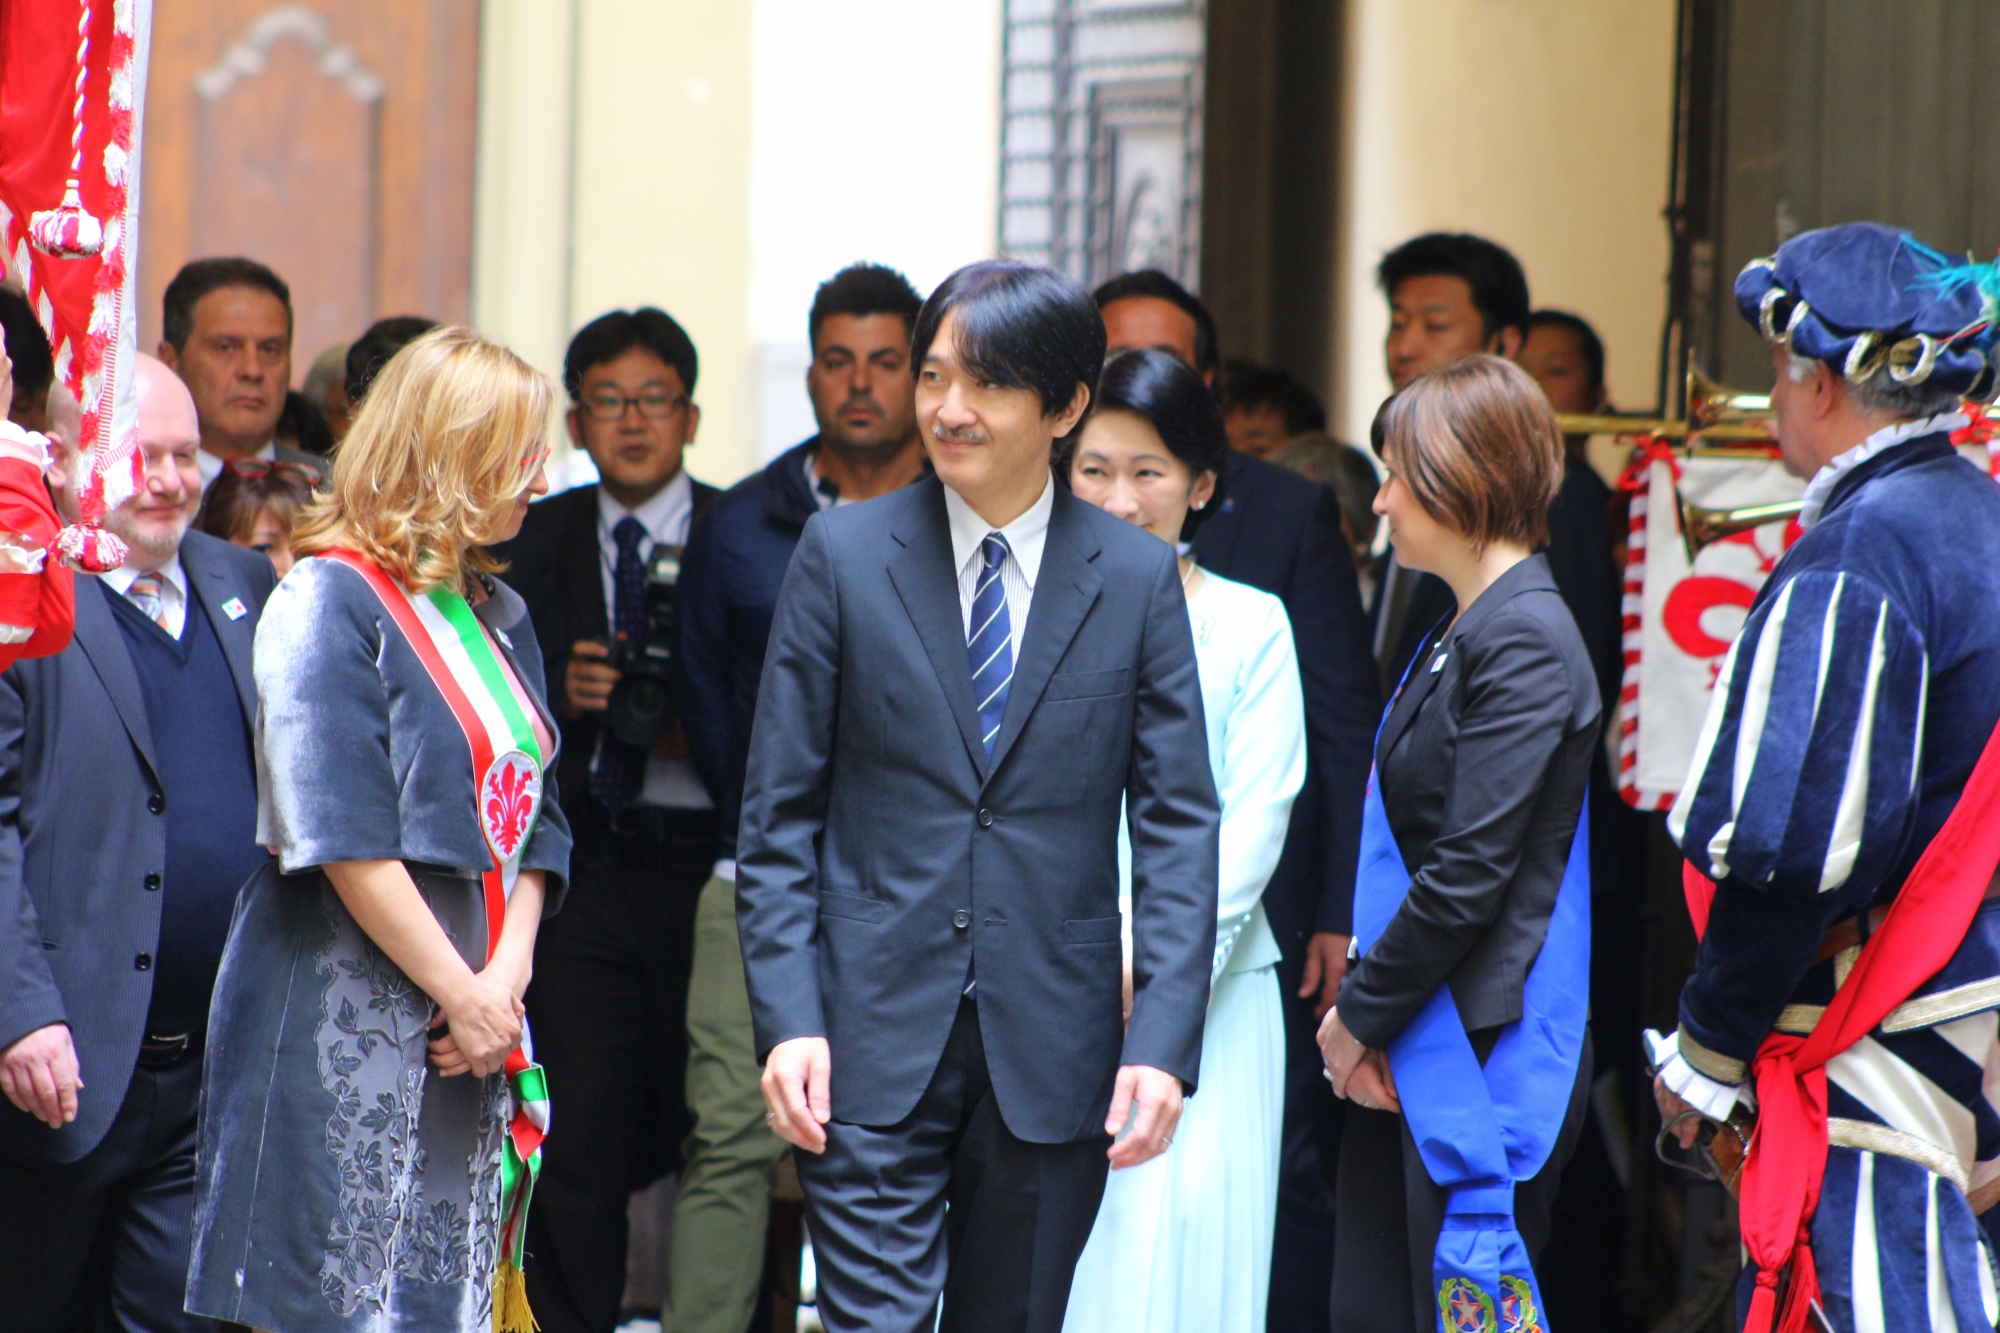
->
[28, 2, 105, 260]
[55, 522, 125, 573]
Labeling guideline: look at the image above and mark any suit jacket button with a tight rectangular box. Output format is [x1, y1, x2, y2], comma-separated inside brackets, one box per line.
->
[144, 873, 161, 892]
[953, 910, 971, 929]
[976, 809, 994, 828]
[134, 953, 152, 971]
[147, 792, 166, 814]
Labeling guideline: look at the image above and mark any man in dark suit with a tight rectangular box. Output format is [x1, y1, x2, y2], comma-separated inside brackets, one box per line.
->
[491, 308, 719, 1333]
[1370, 234, 1620, 695]
[1097, 271, 1379, 1333]
[156, 258, 324, 488]
[0, 355, 276, 1331]
[741, 261, 1220, 1332]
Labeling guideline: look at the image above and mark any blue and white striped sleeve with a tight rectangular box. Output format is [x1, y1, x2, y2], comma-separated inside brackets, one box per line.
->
[1669, 568, 1928, 903]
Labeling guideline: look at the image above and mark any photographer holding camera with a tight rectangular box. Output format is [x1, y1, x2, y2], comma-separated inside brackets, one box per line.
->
[493, 307, 719, 1333]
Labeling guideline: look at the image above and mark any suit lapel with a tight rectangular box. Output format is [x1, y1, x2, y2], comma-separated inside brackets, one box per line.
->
[985, 489, 1102, 776]
[562, 491, 609, 641]
[1376, 615, 1451, 760]
[886, 481, 988, 776]
[180, 540, 258, 728]
[71, 578, 160, 780]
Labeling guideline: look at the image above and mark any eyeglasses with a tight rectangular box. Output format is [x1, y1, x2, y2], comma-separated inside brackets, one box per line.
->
[224, 458, 321, 482]
[579, 389, 691, 423]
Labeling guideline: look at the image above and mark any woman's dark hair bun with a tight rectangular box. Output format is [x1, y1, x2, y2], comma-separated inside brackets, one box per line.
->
[1066, 347, 1230, 536]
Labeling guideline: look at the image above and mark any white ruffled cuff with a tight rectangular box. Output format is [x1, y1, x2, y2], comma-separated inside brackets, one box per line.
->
[1648, 1028, 1754, 1119]
[0, 420, 50, 472]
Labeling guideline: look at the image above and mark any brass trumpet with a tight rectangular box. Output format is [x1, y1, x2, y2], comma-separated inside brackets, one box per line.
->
[1554, 365, 1779, 451]
[1677, 498, 1803, 559]
[1552, 365, 1803, 557]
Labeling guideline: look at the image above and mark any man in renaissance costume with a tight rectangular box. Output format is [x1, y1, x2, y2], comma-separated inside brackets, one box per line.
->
[1654, 221, 2000, 1331]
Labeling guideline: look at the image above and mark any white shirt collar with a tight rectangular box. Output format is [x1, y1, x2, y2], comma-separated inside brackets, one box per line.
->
[942, 472, 1055, 587]
[596, 470, 693, 543]
[100, 552, 188, 602]
[198, 440, 275, 488]
[1798, 411, 1966, 529]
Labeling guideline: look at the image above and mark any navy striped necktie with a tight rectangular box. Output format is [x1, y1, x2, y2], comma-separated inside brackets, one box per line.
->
[968, 533, 1013, 757]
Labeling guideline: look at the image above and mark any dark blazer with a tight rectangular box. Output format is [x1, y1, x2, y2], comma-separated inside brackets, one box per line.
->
[0, 532, 275, 1163]
[1191, 452, 1379, 941]
[492, 476, 719, 819]
[678, 439, 821, 861]
[736, 477, 1221, 1144]
[1339, 555, 1598, 1049]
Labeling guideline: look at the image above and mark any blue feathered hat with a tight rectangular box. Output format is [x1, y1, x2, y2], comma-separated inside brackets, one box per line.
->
[1734, 221, 2000, 398]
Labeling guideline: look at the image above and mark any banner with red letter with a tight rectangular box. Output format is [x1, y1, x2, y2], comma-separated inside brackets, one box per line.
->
[1618, 453, 1804, 809]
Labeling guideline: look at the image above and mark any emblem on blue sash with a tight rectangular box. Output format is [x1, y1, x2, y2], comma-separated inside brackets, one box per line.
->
[1438, 1276, 1495, 1332]
[1354, 647, 1590, 1333]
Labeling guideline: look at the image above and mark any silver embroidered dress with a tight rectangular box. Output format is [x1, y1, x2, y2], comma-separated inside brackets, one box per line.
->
[187, 557, 571, 1333]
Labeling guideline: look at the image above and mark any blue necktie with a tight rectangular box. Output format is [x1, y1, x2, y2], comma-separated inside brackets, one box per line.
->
[591, 516, 649, 813]
[968, 533, 1013, 758]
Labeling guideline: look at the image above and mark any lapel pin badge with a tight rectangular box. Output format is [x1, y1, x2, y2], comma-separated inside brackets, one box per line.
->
[1430, 651, 1448, 674]
[221, 597, 248, 621]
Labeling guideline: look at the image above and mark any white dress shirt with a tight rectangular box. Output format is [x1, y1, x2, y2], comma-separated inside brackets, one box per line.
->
[595, 473, 712, 811]
[942, 472, 1053, 646]
[101, 554, 190, 640]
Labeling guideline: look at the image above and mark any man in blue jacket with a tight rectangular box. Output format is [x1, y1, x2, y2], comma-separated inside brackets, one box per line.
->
[0, 357, 275, 1331]
[669, 262, 926, 1333]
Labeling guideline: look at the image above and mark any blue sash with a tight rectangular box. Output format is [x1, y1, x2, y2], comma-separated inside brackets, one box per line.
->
[1351, 682, 1590, 1332]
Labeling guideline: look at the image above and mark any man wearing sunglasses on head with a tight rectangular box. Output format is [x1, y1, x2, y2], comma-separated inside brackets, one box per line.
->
[490, 307, 721, 1333]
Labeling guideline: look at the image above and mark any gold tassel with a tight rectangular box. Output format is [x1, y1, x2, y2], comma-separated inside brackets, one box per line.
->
[493, 1258, 540, 1333]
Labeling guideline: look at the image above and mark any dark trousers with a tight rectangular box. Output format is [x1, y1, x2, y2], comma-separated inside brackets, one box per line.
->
[796, 999, 1110, 1333]
[523, 806, 715, 1333]
[0, 1057, 223, 1333]
[1330, 1027, 1593, 1333]
[1268, 947, 1344, 1333]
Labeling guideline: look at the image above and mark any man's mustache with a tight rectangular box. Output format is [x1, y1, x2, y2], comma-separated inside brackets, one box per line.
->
[931, 423, 987, 445]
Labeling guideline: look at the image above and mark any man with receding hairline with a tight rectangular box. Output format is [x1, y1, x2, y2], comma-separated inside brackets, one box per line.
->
[0, 355, 276, 1331]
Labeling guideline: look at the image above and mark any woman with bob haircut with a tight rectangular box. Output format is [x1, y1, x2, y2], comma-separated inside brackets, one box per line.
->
[1061, 349, 1306, 1333]
[1319, 354, 1599, 1332]
[188, 327, 572, 1333]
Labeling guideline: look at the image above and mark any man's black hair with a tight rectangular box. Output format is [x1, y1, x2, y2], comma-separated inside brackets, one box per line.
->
[161, 257, 293, 351]
[808, 263, 924, 349]
[1219, 359, 1326, 435]
[0, 288, 53, 399]
[1091, 269, 1219, 377]
[563, 307, 699, 400]
[1528, 308, 1606, 395]
[1376, 233, 1531, 343]
[912, 261, 1104, 426]
[1071, 348, 1231, 537]
[346, 316, 440, 404]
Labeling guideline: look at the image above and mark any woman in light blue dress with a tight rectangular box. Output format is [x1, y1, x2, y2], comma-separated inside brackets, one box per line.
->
[1061, 349, 1306, 1332]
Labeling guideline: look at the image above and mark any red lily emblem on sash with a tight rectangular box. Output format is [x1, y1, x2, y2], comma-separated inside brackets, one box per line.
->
[483, 753, 541, 860]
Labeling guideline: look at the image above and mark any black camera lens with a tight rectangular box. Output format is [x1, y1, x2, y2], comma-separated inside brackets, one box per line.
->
[603, 543, 685, 749]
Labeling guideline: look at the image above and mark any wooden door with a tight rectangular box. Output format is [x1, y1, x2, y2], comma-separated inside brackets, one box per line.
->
[138, 0, 480, 380]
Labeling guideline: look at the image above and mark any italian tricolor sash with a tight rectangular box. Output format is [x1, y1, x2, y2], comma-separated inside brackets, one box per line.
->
[323, 549, 550, 1333]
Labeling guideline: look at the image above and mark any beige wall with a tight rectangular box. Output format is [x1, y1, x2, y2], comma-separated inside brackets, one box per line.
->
[475, 0, 999, 489]
[475, 0, 757, 487]
[1332, 0, 1679, 445]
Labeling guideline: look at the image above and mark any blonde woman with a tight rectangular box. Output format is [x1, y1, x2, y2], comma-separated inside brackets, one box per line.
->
[188, 328, 571, 1333]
